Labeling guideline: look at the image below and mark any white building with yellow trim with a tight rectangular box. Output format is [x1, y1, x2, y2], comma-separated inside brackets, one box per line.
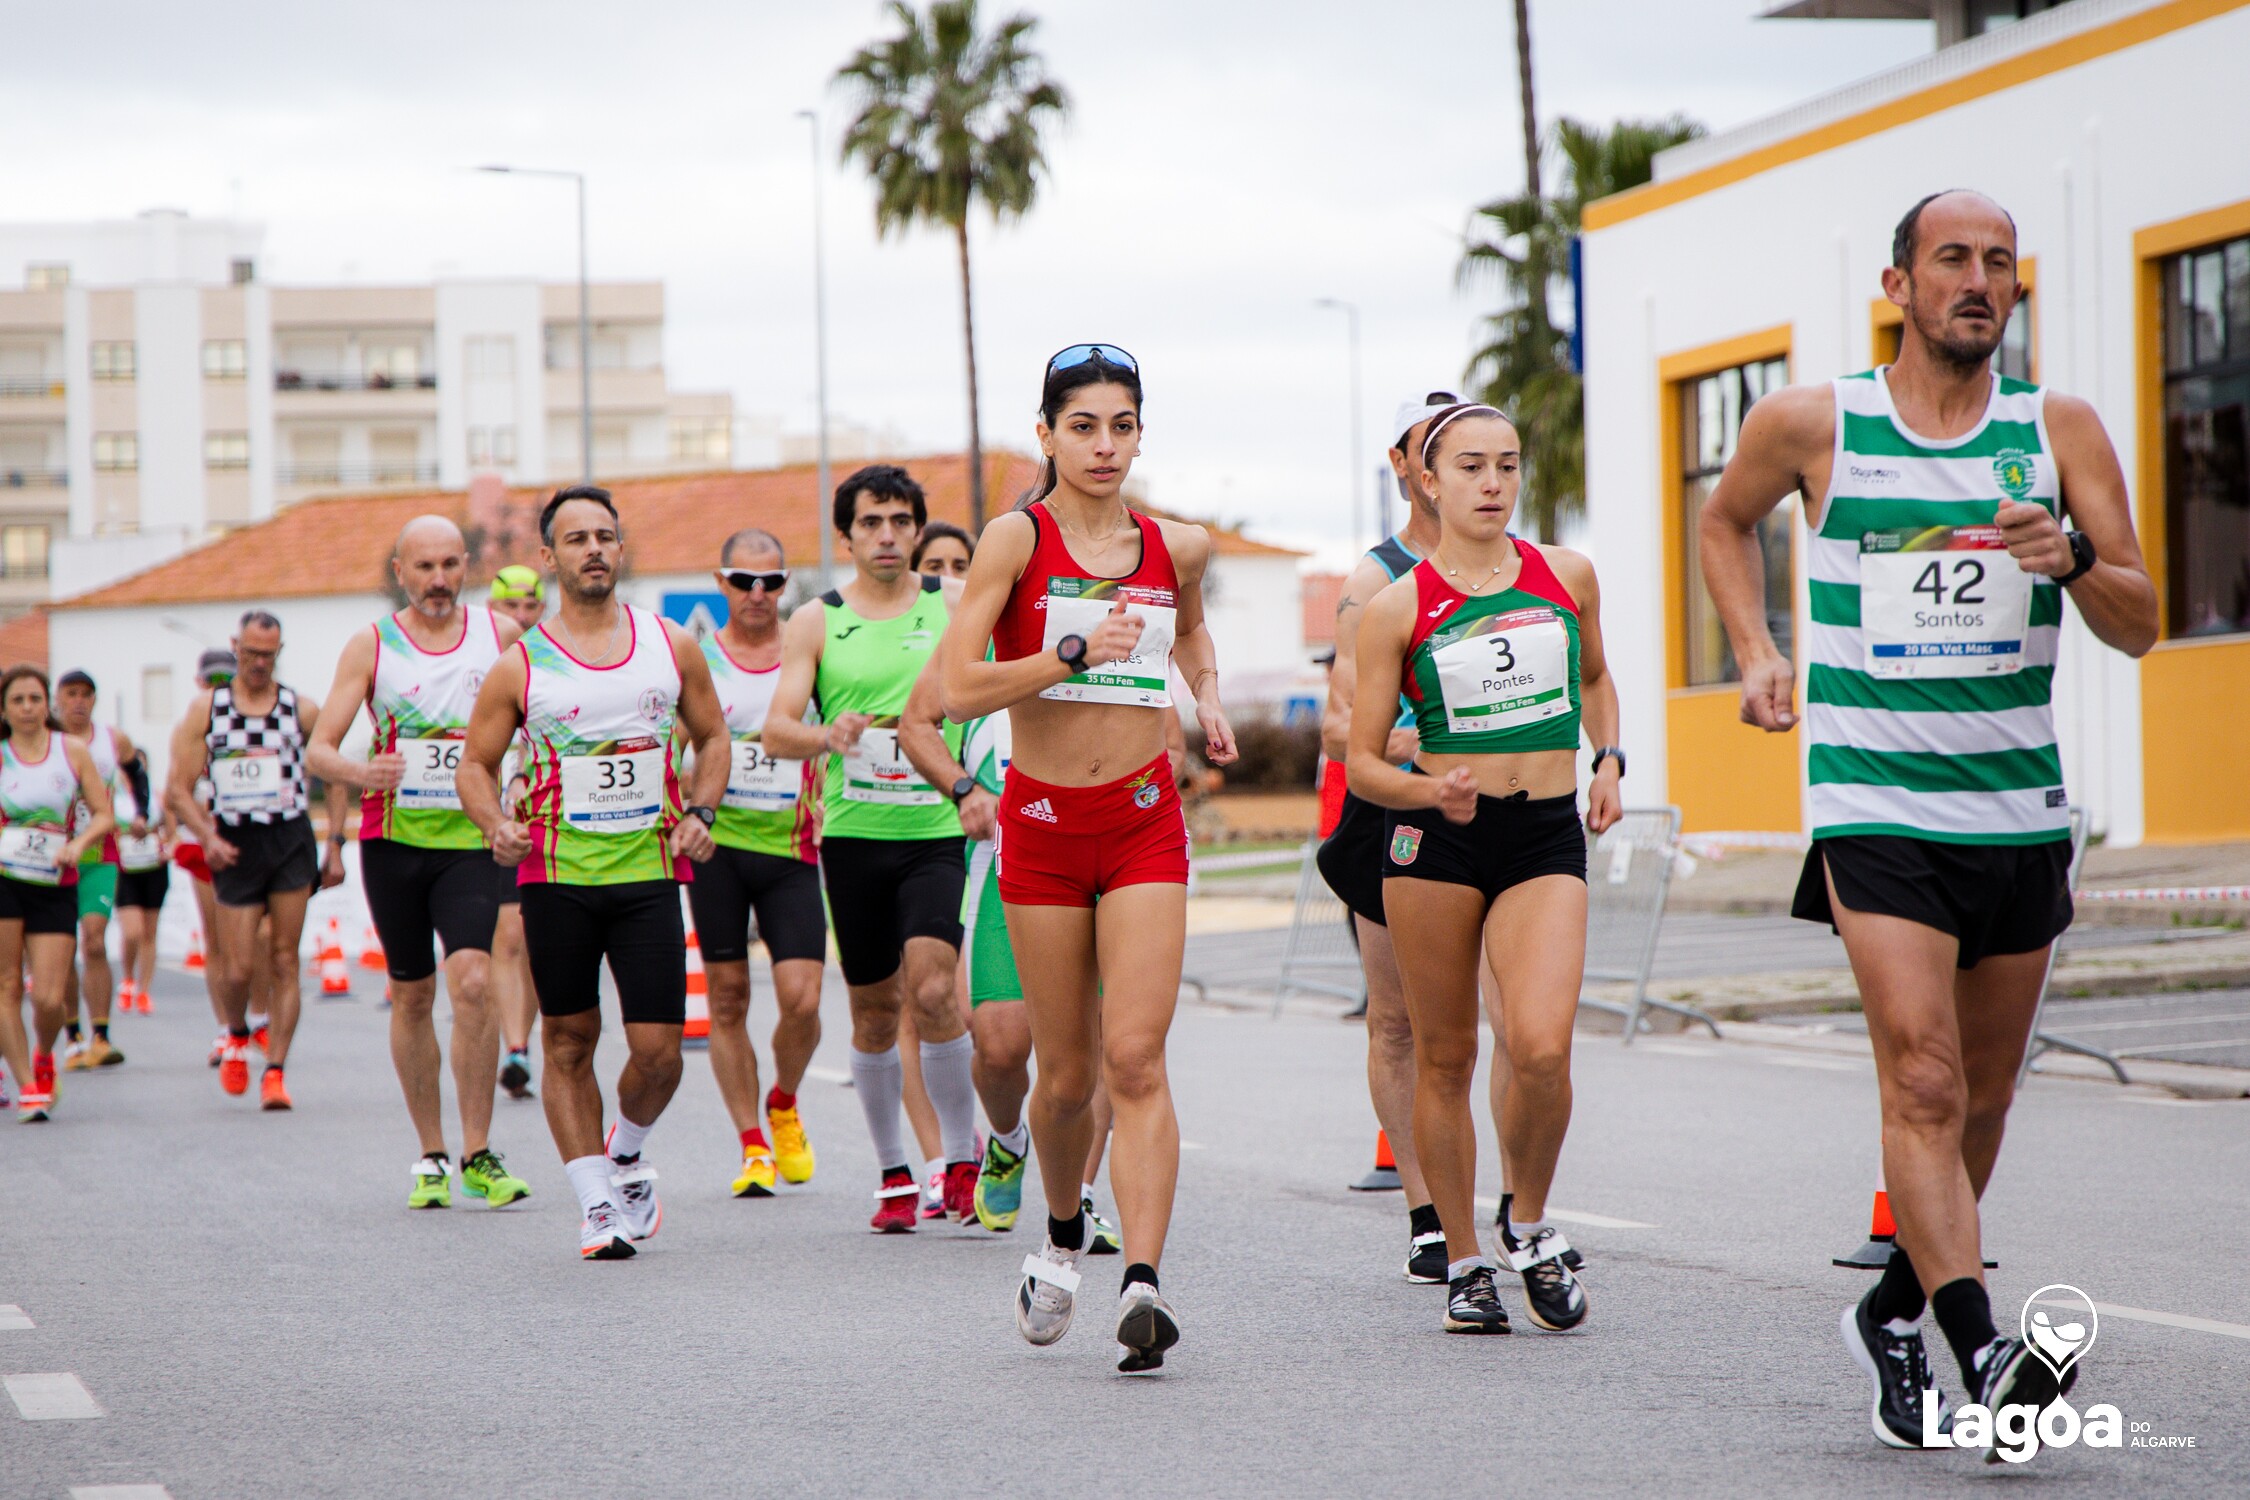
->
[1581, 0, 2250, 847]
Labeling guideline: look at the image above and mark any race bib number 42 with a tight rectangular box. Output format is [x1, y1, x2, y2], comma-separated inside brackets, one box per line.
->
[841, 724, 939, 805]
[1860, 526, 2032, 679]
[726, 738, 801, 812]
[559, 741, 666, 833]
[213, 749, 285, 816]
[1432, 607, 1572, 735]
[1039, 579, 1176, 708]
[396, 735, 465, 810]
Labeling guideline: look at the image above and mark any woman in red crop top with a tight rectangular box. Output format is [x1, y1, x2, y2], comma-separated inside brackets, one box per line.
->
[938, 344, 1235, 1374]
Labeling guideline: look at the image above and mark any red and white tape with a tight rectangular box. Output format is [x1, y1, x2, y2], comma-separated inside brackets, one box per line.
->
[2078, 886, 2250, 904]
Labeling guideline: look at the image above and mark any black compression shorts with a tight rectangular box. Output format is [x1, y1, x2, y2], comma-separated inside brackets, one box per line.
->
[116, 862, 172, 912]
[1316, 790, 1390, 928]
[818, 835, 965, 987]
[1382, 789, 1587, 906]
[360, 838, 505, 981]
[0, 875, 78, 935]
[1793, 834, 2072, 970]
[519, 879, 686, 1024]
[211, 816, 318, 909]
[686, 845, 827, 965]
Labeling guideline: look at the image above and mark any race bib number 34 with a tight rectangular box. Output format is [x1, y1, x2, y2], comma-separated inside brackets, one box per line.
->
[842, 725, 939, 805]
[560, 742, 665, 833]
[726, 738, 801, 812]
[1860, 526, 2032, 679]
[1432, 608, 1572, 735]
[1039, 579, 1176, 708]
[396, 735, 465, 810]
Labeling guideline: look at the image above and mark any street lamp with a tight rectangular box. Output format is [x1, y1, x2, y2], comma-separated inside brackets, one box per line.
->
[1314, 297, 1364, 552]
[796, 110, 834, 589]
[478, 164, 592, 483]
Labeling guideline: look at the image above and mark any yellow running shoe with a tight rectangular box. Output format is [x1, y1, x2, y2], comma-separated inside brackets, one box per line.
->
[767, 1102, 815, 1184]
[732, 1143, 777, 1198]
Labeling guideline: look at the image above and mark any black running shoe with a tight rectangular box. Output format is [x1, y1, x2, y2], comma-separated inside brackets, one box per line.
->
[1115, 1284, 1180, 1374]
[1498, 1221, 1589, 1331]
[499, 1048, 533, 1100]
[1842, 1286, 1945, 1450]
[1444, 1264, 1511, 1334]
[1404, 1227, 1448, 1284]
[1497, 1193, 1584, 1270]
[1966, 1337, 2062, 1464]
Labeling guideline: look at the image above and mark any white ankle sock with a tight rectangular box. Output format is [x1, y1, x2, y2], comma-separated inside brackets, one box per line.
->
[1509, 1218, 1550, 1244]
[565, 1155, 618, 1217]
[995, 1121, 1029, 1155]
[608, 1114, 653, 1162]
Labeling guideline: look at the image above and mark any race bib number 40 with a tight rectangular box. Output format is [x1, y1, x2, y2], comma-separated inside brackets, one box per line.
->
[1432, 607, 1572, 735]
[396, 735, 466, 810]
[213, 749, 285, 816]
[1039, 579, 1176, 707]
[0, 824, 65, 885]
[1860, 526, 2032, 679]
[841, 724, 939, 805]
[559, 741, 666, 833]
[725, 737, 801, 812]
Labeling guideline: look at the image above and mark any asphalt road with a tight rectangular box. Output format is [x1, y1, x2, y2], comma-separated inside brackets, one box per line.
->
[7, 960, 2248, 1498]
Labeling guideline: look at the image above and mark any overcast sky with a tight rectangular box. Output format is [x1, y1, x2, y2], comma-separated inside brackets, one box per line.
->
[7, 1, 1933, 564]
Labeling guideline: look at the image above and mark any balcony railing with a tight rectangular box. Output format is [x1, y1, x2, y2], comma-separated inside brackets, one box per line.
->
[275, 371, 437, 392]
[277, 461, 439, 487]
[0, 468, 67, 488]
[0, 377, 64, 398]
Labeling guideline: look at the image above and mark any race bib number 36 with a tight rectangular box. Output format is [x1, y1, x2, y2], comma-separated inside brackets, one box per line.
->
[1860, 526, 2032, 679]
[0, 825, 64, 886]
[726, 738, 801, 812]
[396, 735, 465, 810]
[842, 725, 939, 805]
[213, 749, 285, 816]
[1432, 607, 1572, 735]
[1039, 579, 1176, 708]
[559, 742, 665, 833]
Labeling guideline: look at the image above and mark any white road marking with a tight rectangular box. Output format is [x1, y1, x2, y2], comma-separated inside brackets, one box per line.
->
[72, 1488, 175, 1499]
[0, 1305, 32, 1331]
[2035, 1296, 2250, 1343]
[6, 1372, 103, 1419]
[1755, 1054, 1865, 1073]
[1180, 1141, 1208, 1151]
[1472, 1196, 1656, 1229]
[804, 1066, 853, 1086]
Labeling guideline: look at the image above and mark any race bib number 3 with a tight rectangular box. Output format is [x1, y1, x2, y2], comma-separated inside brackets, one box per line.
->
[0, 825, 64, 885]
[842, 725, 939, 805]
[559, 743, 665, 833]
[726, 738, 801, 812]
[396, 735, 465, 810]
[1860, 526, 2032, 679]
[1432, 608, 1572, 735]
[213, 749, 285, 816]
[1039, 579, 1176, 707]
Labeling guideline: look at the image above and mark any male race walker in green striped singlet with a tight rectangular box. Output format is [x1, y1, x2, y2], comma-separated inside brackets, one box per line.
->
[762, 464, 988, 1233]
[1701, 191, 2157, 1455]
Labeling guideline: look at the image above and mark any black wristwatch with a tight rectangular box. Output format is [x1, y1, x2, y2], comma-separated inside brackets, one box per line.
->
[1590, 747, 1627, 780]
[948, 775, 977, 804]
[2057, 529, 2097, 585]
[685, 804, 717, 829]
[1056, 633, 1088, 675]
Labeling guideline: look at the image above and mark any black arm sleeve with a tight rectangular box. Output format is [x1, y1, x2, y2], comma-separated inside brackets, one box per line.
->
[123, 752, 151, 816]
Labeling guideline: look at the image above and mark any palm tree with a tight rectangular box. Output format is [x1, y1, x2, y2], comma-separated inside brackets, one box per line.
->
[1459, 115, 1704, 538]
[834, 1, 1069, 531]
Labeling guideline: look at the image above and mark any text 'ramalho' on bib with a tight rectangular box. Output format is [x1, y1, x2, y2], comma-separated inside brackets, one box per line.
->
[560, 736, 667, 833]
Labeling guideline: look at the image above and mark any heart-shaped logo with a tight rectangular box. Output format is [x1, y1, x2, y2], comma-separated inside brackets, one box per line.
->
[2022, 1284, 2099, 1382]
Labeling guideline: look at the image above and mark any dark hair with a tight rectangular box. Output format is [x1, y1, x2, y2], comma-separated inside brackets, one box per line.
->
[832, 464, 925, 534]
[1419, 402, 1510, 471]
[1892, 189, 2018, 271]
[1391, 391, 1461, 454]
[55, 669, 95, 693]
[719, 527, 785, 568]
[1035, 353, 1144, 501]
[911, 521, 974, 570]
[541, 484, 618, 545]
[0, 664, 65, 742]
[237, 609, 281, 634]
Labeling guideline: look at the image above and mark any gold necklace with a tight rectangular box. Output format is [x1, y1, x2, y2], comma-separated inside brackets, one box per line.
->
[1435, 548, 1512, 594]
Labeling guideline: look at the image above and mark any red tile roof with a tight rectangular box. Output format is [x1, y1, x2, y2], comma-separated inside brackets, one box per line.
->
[0, 609, 49, 669]
[1301, 572, 1345, 647]
[55, 452, 1300, 611]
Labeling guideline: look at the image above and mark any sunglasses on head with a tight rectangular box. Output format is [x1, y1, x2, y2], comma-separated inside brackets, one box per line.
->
[1045, 343, 1139, 378]
[723, 569, 789, 594]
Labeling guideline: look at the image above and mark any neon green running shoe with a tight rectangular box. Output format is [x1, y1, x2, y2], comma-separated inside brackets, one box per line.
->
[461, 1148, 530, 1207]
[1084, 1193, 1123, 1255]
[409, 1154, 452, 1209]
[973, 1133, 1027, 1231]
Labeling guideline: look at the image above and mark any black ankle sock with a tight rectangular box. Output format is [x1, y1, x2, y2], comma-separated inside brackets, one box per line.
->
[1408, 1202, 1442, 1237]
[264, 1062, 282, 1076]
[1930, 1278, 1998, 1389]
[1122, 1262, 1158, 1294]
[93, 1023, 109, 1043]
[1048, 1212, 1085, 1251]
[229, 1026, 251, 1040]
[64, 1023, 82, 1042]
[1870, 1246, 1927, 1325]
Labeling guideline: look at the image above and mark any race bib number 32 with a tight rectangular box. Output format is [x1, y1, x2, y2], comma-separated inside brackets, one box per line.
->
[396, 735, 465, 810]
[1860, 526, 2033, 679]
[559, 742, 666, 833]
[1432, 607, 1572, 735]
[0, 825, 64, 886]
[1039, 579, 1176, 708]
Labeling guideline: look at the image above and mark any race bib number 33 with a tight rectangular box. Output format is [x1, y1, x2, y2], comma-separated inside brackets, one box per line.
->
[1432, 607, 1572, 735]
[1039, 579, 1176, 707]
[1860, 526, 2032, 679]
[559, 743, 666, 833]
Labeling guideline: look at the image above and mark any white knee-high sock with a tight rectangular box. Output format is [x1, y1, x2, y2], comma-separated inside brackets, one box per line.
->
[850, 1045, 908, 1173]
[565, 1155, 619, 1217]
[919, 1032, 979, 1165]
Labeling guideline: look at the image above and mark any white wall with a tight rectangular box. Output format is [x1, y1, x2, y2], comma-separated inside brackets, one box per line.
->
[1580, 6, 2250, 845]
[435, 281, 545, 489]
[133, 283, 205, 535]
[0, 214, 261, 290]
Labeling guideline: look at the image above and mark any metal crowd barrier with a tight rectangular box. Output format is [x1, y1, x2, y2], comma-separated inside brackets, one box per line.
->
[2019, 809, 2126, 1085]
[1578, 806, 1721, 1044]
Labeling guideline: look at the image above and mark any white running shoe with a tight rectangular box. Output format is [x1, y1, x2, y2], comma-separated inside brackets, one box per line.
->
[1016, 1235, 1085, 1346]
[612, 1159, 662, 1241]
[580, 1201, 635, 1260]
[1116, 1282, 1181, 1374]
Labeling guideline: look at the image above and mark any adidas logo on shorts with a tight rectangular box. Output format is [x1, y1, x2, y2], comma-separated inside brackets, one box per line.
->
[1020, 797, 1059, 824]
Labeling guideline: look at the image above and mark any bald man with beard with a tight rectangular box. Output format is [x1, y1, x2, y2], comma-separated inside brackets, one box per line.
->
[308, 517, 533, 1210]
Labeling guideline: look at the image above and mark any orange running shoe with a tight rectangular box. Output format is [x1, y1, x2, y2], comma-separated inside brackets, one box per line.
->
[219, 1037, 250, 1095]
[260, 1066, 292, 1111]
[251, 1023, 271, 1055]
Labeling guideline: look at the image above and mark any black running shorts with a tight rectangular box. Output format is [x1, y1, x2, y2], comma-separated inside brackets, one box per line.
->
[818, 835, 966, 987]
[686, 845, 827, 965]
[1316, 789, 1390, 928]
[1382, 789, 1587, 906]
[1793, 834, 2073, 970]
[494, 856, 520, 907]
[0, 874, 79, 935]
[211, 815, 318, 909]
[360, 838, 504, 981]
[519, 879, 686, 1025]
[116, 862, 172, 912]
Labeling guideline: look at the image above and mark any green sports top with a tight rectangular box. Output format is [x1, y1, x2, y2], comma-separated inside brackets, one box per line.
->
[813, 576, 963, 841]
[1400, 540, 1583, 755]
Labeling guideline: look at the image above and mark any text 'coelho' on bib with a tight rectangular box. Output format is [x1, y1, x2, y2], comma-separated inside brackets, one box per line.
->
[1432, 606, 1572, 735]
[842, 722, 939, 806]
[395, 733, 467, 811]
[1859, 525, 2032, 679]
[559, 738, 666, 833]
[1039, 578, 1175, 707]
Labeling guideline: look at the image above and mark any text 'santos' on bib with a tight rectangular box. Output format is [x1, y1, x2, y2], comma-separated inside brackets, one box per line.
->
[1039, 578, 1176, 707]
[1859, 526, 2032, 680]
[1432, 606, 1573, 735]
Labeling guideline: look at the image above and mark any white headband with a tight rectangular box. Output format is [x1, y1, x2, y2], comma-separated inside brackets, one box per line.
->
[1419, 403, 1506, 469]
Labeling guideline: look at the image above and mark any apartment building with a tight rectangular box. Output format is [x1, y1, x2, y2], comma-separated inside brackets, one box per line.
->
[0, 210, 734, 608]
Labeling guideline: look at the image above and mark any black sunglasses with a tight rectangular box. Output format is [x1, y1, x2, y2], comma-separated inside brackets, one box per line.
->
[1045, 343, 1138, 378]
[722, 569, 789, 594]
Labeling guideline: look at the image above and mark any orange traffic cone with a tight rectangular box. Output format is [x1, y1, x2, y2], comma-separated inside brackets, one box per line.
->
[318, 917, 352, 997]
[1349, 1129, 1403, 1192]
[184, 926, 206, 971]
[1836, 1165, 1997, 1271]
[358, 923, 386, 971]
[682, 918, 710, 1043]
